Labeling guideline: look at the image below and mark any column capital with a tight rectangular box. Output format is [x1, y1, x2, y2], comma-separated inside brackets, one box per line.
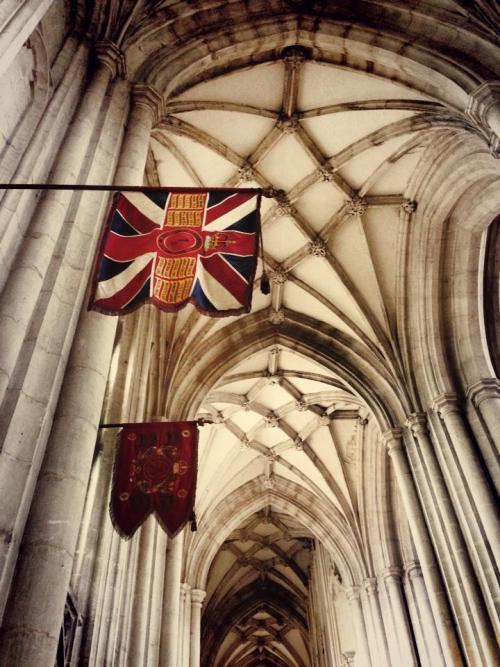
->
[404, 560, 422, 580]
[180, 582, 191, 595]
[405, 412, 428, 436]
[381, 566, 402, 583]
[432, 392, 460, 418]
[466, 378, 500, 408]
[345, 585, 361, 601]
[381, 427, 403, 454]
[131, 83, 164, 125]
[94, 40, 126, 78]
[190, 588, 206, 606]
[363, 577, 378, 596]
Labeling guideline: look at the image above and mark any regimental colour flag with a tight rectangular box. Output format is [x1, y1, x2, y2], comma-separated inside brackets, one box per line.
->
[110, 421, 198, 539]
[89, 189, 261, 316]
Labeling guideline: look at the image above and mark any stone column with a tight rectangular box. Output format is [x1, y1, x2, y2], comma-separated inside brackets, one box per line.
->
[147, 527, 168, 667]
[363, 579, 391, 666]
[0, 40, 88, 288]
[381, 567, 418, 666]
[406, 413, 499, 664]
[127, 519, 158, 665]
[160, 533, 184, 667]
[467, 378, 500, 490]
[0, 42, 121, 406]
[177, 583, 190, 667]
[189, 589, 206, 667]
[405, 561, 442, 667]
[433, 394, 498, 543]
[0, 83, 163, 667]
[345, 586, 371, 667]
[0, 42, 124, 618]
[0, 0, 54, 77]
[382, 428, 463, 666]
[182, 586, 192, 666]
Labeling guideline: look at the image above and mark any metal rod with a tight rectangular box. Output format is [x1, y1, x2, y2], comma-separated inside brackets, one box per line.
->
[99, 418, 213, 429]
[0, 183, 264, 194]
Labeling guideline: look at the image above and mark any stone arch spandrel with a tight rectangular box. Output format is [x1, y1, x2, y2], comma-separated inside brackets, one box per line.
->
[184, 475, 367, 590]
[166, 309, 410, 429]
[402, 127, 500, 402]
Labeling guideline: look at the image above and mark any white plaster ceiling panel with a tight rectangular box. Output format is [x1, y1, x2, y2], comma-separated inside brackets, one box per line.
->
[297, 63, 433, 110]
[264, 217, 308, 263]
[172, 110, 275, 157]
[176, 62, 285, 110]
[307, 431, 353, 504]
[151, 141, 198, 186]
[294, 181, 346, 232]
[279, 449, 337, 501]
[277, 350, 328, 374]
[163, 134, 236, 183]
[338, 133, 416, 190]
[367, 147, 425, 195]
[329, 216, 390, 334]
[257, 135, 318, 190]
[281, 279, 364, 335]
[290, 257, 377, 340]
[301, 109, 417, 157]
[362, 207, 401, 329]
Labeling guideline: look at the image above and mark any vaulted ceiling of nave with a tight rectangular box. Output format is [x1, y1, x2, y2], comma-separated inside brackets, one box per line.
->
[148, 46, 435, 666]
[74, 1, 498, 664]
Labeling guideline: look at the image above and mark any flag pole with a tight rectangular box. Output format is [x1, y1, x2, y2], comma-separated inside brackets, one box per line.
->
[0, 183, 276, 196]
[99, 418, 214, 429]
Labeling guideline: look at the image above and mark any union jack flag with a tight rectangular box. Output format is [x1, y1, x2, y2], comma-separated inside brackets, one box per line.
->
[89, 189, 261, 316]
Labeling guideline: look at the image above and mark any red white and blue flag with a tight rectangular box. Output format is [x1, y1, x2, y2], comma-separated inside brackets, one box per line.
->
[89, 189, 261, 316]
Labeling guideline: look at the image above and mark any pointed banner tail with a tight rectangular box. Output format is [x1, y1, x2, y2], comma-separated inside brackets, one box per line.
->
[110, 421, 198, 539]
[89, 189, 261, 316]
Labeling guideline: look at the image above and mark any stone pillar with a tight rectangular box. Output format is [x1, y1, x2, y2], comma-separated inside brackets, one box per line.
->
[0, 41, 88, 289]
[406, 413, 499, 664]
[382, 428, 463, 666]
[127, 519, 158, 665]
[147, 527, 168, 667]
[0, 83, 163, 667]
[160, 533, 184, 667]
[0, 44, 119, 406]
[405, 561, 442, 667]
[432, 394, 500, 554]
[0, 0, 54, 77]
[467, 378, 500, 489]
[345, 586, 371, 667]
[182, 586, 192, 666]
[177, 583, 190, 667]
[0, 43, 125, 618]
[363, 579, 391, 665]
[189, 589, 206, 667]
[381, 567, 418, 666]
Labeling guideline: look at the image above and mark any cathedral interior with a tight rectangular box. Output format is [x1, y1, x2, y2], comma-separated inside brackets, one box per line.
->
[0, 1, 499, 666]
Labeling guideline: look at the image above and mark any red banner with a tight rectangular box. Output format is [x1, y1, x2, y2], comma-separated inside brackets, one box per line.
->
[110, 421, 198, 539]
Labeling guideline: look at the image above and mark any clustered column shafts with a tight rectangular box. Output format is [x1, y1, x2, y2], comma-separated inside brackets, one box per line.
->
[0, 68, 162, 665]
[406, 412, 499, 665]
[346, 586, 372, 667]
[0, 41, 122, 623]
[382, 428, 462, 667]
[160, 533, 184, 667]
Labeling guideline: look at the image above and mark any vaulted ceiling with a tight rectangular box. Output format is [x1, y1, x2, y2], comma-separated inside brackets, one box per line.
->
[144, 42, 442, 661]
[78, 0, 498, 662]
